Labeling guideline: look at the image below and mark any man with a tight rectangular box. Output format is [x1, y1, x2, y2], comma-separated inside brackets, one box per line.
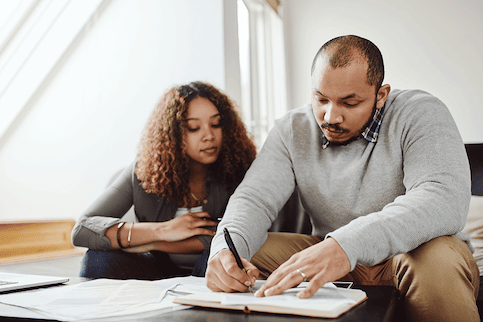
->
[206, 35, 479, 321]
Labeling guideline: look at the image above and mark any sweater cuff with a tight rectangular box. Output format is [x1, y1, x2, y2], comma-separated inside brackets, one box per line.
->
[325, 231, 360, 271]
[82, 216, 123, 236]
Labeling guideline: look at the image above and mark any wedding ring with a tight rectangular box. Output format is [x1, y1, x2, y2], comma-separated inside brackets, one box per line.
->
[296, 268, 307, 282]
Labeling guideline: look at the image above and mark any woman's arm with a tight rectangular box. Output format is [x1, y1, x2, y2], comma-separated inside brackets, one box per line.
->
[123, 237, 205, 254]
[72, 164, 136, 250]
[73, 161, 219, 252]
[105, 212, 218, 251]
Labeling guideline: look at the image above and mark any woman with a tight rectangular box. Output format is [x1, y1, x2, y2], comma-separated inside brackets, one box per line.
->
[72, 81, 257, 280]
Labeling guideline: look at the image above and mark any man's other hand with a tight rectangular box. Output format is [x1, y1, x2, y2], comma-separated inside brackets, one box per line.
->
[254, 237, 350, 299]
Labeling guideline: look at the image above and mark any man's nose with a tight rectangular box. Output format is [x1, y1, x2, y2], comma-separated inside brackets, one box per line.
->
[324, 104, 343, 124]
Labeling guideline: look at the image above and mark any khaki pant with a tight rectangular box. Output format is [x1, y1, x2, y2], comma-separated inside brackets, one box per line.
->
[251, 232, 480, 322]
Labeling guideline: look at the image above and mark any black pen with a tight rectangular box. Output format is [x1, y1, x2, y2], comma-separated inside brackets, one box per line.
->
[223, 227, 254, 292]
[224, 227, 245, 271]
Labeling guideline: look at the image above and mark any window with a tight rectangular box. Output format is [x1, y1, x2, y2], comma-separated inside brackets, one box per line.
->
[237, 0, 288, 149]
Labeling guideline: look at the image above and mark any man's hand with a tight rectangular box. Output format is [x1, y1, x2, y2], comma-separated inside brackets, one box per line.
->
[255, 237, 350, 299]
[206, 249, 259, 293]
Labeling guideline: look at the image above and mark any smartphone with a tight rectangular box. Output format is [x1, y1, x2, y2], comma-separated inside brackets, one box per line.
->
[332, 281, 353, 289]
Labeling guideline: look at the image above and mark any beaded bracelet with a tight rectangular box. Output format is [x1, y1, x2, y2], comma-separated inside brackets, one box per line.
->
[117, 222, 127, 249]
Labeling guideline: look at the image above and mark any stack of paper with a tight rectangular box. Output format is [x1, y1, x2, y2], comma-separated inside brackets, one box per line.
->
[0, 276, 206, 321]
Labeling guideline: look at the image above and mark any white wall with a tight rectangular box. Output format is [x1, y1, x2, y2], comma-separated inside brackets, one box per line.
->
[0, 0, 228, 221]
[283, 0, 483, 143]
[4, 0, 481, 223]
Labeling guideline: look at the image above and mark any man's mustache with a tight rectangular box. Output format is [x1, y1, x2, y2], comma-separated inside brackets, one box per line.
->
[320, 122, 350, 133]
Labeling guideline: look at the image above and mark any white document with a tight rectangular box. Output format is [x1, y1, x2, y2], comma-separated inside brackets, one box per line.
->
[0, 276, 208, 321]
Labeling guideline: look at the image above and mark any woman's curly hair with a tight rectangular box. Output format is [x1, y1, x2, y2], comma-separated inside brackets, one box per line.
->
[136, 81, 257, 205]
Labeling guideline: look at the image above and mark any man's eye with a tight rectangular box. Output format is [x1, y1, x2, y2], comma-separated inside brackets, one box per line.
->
[344, 102, 358, 107]
[318, 99, 328, 104]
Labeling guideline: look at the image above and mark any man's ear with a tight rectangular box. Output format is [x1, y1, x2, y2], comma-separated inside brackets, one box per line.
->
[376, 84, 391, 109]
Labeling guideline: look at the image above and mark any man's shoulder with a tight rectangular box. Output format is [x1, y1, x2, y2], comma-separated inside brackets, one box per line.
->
[382, 89, 458, 145]
[387, 89, 445, 109]
[385, 89, 449, 120]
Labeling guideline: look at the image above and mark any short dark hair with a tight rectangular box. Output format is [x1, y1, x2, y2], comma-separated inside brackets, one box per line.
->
[311, 35, 385, 90]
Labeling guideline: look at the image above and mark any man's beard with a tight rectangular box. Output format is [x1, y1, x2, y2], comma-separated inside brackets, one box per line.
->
[321, 99, 378, 146]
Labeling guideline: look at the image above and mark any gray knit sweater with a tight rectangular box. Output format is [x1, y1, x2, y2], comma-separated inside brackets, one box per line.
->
[210, 89, 471, 270]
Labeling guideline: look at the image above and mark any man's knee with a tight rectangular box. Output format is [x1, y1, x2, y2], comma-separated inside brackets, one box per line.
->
[393, 236, 478, 291]
[393, 235, 480, 321]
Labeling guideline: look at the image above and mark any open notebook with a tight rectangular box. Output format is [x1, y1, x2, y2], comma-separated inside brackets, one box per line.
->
[0, 273, 69, 293]
[174, 281, 367, 318]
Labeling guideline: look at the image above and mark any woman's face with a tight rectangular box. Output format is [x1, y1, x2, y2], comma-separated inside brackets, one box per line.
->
[183, 96, 223, 167]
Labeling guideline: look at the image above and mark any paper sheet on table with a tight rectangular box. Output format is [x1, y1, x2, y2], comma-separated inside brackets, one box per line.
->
[0, 276, 208, 321]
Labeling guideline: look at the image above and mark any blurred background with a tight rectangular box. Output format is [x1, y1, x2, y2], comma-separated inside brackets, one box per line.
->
[0, 0, 482, 223]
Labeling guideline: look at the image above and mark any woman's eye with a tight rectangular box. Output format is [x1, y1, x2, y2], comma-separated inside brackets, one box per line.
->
[188, 128, 199, 133]
[212, 123, 221, 128]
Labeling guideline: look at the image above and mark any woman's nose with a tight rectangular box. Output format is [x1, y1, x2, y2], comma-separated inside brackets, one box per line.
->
[202, 126, 214, 141]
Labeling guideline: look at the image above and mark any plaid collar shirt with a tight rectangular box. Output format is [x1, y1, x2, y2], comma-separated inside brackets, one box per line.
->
[321, 105, 386, 149]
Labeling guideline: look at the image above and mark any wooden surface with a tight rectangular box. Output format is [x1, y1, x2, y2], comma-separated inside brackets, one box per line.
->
[0, 220, 85, 265]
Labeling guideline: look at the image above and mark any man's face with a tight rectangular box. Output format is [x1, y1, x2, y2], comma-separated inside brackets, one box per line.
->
[311, 58, 384, 145]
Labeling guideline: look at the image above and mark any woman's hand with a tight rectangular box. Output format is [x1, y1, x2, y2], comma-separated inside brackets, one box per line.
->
[156, 211, 218, 242]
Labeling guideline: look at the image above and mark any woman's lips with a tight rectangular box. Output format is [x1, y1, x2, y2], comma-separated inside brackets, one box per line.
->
[202, 147, 217, 153]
